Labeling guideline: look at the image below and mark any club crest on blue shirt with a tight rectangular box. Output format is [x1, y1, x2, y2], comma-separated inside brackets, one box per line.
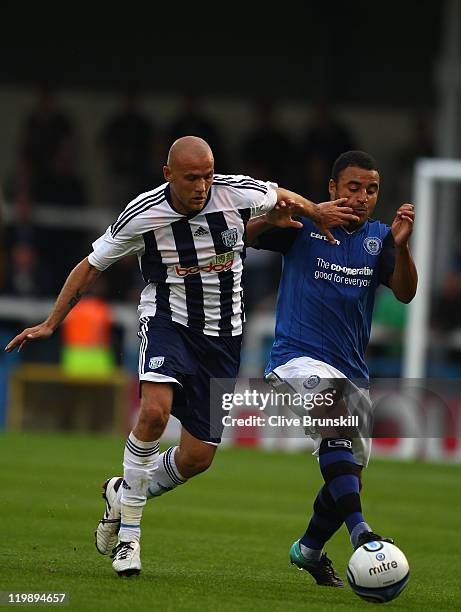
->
[221, 228, 238, 247]
[363, 236, 382, 255]
[149, 356, 164, 369]
[303, 374, 320, 389]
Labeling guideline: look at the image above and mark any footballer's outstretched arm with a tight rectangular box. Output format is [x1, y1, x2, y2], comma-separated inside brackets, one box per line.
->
[275, 188, 359, 244]
[388, 203, 418, 303]
[246, 199, 303, 247]
[246, 190, 360, 246]
[5, 257, 101, 352]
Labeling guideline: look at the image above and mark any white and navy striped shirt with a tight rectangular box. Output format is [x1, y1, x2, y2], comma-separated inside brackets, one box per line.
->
[88, 174, 278, 336]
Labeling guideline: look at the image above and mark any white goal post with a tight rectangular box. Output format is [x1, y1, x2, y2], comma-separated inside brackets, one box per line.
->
[403, 158, 461, 379]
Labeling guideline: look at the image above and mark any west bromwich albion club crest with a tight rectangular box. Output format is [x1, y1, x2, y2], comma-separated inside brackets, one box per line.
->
[149, 356, 164, 370]
[221, 228, 238, 247]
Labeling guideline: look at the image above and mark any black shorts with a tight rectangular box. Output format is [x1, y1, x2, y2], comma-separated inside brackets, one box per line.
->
[138, 316, 242, 444]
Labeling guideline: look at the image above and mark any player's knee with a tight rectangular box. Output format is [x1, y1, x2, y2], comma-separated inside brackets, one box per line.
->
[138, 402, 170, 430]
[139, 382, 173, 429]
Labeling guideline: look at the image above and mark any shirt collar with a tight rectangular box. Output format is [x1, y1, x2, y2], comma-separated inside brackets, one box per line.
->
[164, 184, 213, 218]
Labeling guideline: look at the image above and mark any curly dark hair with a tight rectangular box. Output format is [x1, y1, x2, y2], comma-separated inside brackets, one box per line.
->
[331, 150, 379, 183]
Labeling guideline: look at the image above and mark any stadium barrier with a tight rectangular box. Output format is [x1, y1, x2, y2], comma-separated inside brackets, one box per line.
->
[8, 363, 130, 434]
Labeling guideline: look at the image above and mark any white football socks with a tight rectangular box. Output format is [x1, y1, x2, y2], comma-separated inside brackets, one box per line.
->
[147, 446, 187, 498]
[119, 432, 159, 543]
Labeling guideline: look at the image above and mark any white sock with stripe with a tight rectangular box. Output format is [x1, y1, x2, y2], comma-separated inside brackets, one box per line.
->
[147, 446, 187, 498]
[119, 432, 159, 542]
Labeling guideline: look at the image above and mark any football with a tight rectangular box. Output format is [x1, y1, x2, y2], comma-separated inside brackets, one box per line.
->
[347, 541, 410, 603]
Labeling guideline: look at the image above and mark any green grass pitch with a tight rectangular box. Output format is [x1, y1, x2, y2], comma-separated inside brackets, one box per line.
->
[1, 431, 460, 611]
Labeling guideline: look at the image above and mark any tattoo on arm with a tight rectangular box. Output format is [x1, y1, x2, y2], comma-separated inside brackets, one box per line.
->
[68, 290, 82, 309]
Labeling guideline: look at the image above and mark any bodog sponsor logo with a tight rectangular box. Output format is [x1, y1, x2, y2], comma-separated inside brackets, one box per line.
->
[175, 251, 235, 277]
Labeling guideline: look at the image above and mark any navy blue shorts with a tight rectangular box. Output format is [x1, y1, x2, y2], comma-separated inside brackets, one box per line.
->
[138, 316, 242, 444]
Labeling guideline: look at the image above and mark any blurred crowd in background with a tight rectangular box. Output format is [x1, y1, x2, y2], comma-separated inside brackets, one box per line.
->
[1, 84, 460, 377]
